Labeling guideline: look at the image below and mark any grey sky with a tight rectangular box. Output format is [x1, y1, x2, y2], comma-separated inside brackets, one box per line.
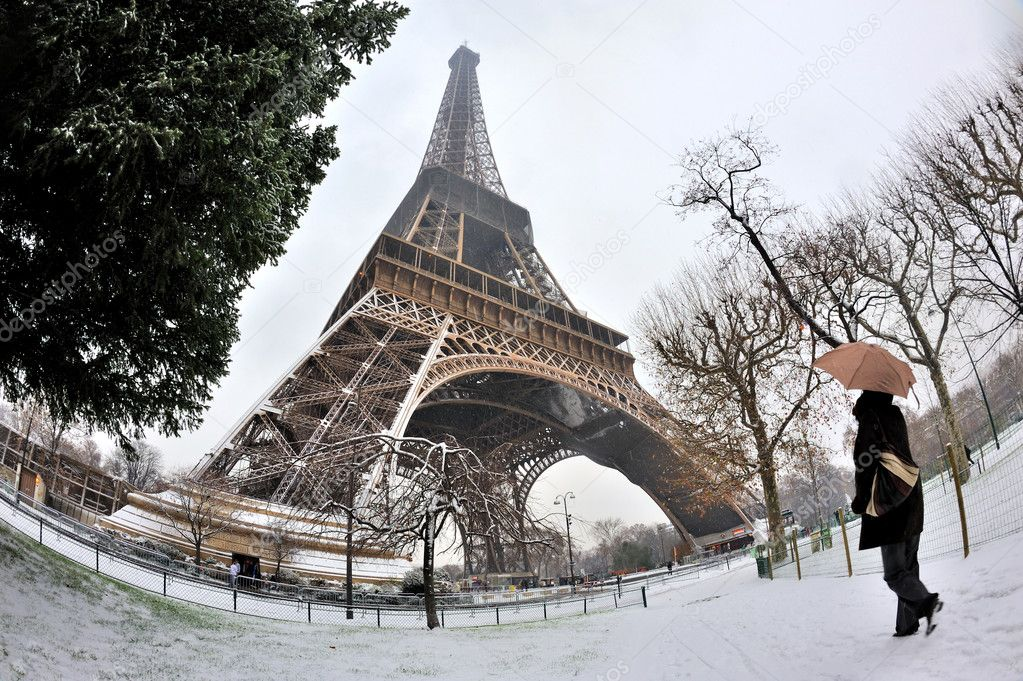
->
[144, 0, 1022, 541]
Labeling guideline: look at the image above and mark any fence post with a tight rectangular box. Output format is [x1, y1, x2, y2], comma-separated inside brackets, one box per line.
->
[39, 517, 43, 544]
[440, 608, 444, 628]
[613, 593, 618, 609]
[307, 601, 311, 623]
[725, 553, 730, 570]
[163, 571, 167, 596]
[233, 589, 237, 612]
[583, 597, 587, 614]
[95, 544, 100, 572]
[543, 601, 547, 620]
[790, 529, 801, 581]
[496, 606, 500, 625]
[838, 509, 853, 577]
[641, 586, 647, 608]
[376, 607, 381, 628]
[946, 443, 971, 558]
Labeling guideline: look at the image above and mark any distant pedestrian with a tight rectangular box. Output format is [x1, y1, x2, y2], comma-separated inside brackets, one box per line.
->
[851, 390, 943, 637]
[229, 559, 240, 588]
[964, 445, 975, 466]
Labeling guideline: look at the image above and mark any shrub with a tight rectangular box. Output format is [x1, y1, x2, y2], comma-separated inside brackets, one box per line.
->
[401, 568, 425, 594]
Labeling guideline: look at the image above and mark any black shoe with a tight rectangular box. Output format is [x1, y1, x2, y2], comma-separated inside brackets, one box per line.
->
[892, 624, 919, 638]
[922, 594, 943, 636]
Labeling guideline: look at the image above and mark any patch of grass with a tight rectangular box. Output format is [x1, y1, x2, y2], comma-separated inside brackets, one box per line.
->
[0, 522, 103, 599]
[0, 521, 226, 631]
[105, 579, 226, 631]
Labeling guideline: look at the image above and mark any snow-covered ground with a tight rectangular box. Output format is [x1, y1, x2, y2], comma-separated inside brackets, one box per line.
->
[2, 517, 1021, 681]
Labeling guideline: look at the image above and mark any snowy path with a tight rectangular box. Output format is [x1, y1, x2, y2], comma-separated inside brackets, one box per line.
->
[2, 519, 1021, 681]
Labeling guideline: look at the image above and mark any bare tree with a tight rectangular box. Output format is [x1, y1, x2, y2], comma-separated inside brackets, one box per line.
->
[528, 530, 566, 581]
[314, 434, 554, 629]
[66, 436, 103, 468]
[589, 517, 626, 574]
[313, 458, 390, 619]
[635, 255, 826, 557]
[669, 126, 918, 351]
[779, 424, 840, 529]
[37, 409, 70, 456]
[672, 126, 975, 476]
[158, 478, 244, 567]
[9, 397, 44, 439]
[106, 439, 164, 490]
[910, 45, 1023, 330]
[261, 517, 303, 579]
[822, 176, 971, 476]
[669, 127, 850, 348]
[438, 563, 463, 583]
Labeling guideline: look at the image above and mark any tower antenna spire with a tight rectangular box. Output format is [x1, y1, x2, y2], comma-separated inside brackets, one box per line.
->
[420, 45, 507, 197]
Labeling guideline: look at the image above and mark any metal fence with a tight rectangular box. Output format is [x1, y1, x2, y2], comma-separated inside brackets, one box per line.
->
[0, 480, 740, 628]
[767, 394, 1023, 579]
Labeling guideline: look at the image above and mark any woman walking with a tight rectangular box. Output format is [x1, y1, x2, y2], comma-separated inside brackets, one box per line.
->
[850, 390, 943, 637]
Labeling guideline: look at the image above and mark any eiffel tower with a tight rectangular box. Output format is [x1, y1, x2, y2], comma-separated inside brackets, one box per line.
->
[176, 46, 745, 572]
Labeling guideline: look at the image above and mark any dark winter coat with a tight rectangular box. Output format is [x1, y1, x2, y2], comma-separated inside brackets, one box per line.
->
[850, 391, 924, 551]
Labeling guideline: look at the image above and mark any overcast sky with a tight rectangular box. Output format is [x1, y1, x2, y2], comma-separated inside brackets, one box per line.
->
[142, 0, 1022, 544]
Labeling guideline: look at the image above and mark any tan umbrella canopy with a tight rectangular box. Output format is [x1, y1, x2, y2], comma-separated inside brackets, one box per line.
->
[811, 342, 917, 397]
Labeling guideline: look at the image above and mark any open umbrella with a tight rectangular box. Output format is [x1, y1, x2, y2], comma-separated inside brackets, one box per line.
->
[811, 342, 916, 397]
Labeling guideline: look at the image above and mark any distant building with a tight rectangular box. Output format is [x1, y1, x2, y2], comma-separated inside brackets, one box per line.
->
[694, 523, 756, 554]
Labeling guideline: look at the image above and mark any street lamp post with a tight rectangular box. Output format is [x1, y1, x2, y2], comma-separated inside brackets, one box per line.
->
[554, 492, 576, 592]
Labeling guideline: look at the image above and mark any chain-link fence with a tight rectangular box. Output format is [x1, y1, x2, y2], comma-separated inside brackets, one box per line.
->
[766, 390, 1023, 579]
[0, 480, 742, 627]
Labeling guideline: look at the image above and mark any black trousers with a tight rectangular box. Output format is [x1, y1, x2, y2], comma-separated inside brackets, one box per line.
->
[880, 533, 932, 633]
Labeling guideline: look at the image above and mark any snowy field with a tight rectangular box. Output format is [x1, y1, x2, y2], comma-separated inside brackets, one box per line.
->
[2, 518, 1022, 681]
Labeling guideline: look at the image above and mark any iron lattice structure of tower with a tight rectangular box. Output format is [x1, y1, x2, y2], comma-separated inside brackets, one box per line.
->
[191, 46, 746, 571]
